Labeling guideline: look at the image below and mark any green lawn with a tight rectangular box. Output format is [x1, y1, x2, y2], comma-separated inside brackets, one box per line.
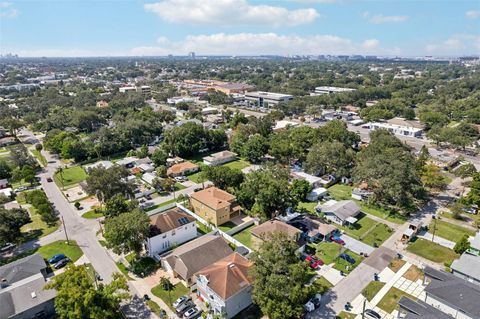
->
[428, 219, 476, 243]
[54, 166, 88, 187]
[145, 198, 178, 212]
[360, 204, 406, 224]
[125, 252, 137, 263]
[222, 159, 250, 170]
[145, 300, 162, 315]
[37, 240, 84, 262]
[233, 224, 254, 248]
[298, 201, 317, 214]
[151, 283, 190, 311]
[219, 221, 237, 232]
[116, 261, 133, 280]
[20, 206, 60, 240]
[174, 182, 186, 190]
[186, 171, 205, 183]
[314, 276, 333, 293]
[315, 242, 364, 274]
[82, 209, 104, 219]
[362, 281, 386, 301]
[328, 184, 352, 200]
[407, 238, 459, 264]
[196, 222, 212, 235]
[31, 149, 47, 167]
[337, 214, 393, 246]
[377, 287, 416, 313]
[337, 312, 356, 319]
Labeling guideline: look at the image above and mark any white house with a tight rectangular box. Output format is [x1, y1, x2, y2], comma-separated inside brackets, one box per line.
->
[142, 172, 157, 185]
[306, 187, 328, 202]
[145, 206, 197, 258]
[319, 200, 361, 226]
[138, 163, 155, 173]
[195, 253, 253, 319]
[203, 151, 237, 166]
[291, 172, 322, 188]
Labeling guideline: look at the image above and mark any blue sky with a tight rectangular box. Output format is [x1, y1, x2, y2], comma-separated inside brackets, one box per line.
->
[0, 0, 479, 57]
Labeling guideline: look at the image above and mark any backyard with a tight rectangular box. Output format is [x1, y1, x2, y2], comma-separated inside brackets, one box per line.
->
[232, 224, 254, 248]
[218, 221, 237, 232]
[428, 219, 476, 243]
[20, 206, 59, 240]
[407, 238, 459, 264]
[222, 159, 250, 170]
[337, 214, 393, 246]
[54, 166, 88, 187]
[151, 283, 190, 311]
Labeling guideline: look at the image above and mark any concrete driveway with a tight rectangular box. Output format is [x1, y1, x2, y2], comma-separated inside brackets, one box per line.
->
[342, 235, 375, 255]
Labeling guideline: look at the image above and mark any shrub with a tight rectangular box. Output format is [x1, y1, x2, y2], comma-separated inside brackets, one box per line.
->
[130, 257, 159, 277]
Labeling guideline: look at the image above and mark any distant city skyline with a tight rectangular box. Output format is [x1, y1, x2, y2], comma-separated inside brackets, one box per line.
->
[0, 0, 479, 57]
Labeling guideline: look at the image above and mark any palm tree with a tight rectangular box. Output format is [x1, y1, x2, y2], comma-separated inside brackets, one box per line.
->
[160, 277, 173, 305]
[56, 167, 64, 190]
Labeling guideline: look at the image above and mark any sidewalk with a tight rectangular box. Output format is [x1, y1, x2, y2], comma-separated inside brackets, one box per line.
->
[416, 230, 456, 249]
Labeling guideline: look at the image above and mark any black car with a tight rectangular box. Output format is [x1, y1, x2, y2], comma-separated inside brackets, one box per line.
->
[364, 309, 381, 319]
[54, 257, 70, 269]
[339, 253, 355, 264]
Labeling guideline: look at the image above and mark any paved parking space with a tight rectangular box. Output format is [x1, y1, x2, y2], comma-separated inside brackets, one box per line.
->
[342, 234, 375, 255]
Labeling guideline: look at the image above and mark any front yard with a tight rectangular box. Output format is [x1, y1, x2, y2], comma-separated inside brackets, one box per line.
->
[54, 166, 88, 187]
[377, 287, 416, 313]
[337, 214, 393, 246]
[37, 240, 84, 262]
[362, 281, 386, 301]
[428, 219, 476, 243]
[151, 282, 190, 311]
[315, 242, 364, 274]
[407, 238, 459, 264]
[20, 206, 59, 240]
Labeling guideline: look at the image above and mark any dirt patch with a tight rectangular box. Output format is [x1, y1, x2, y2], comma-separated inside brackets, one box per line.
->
[403, 265, 424, 282]
[388, 258, 406, 272]
[63, 185, 87, 202]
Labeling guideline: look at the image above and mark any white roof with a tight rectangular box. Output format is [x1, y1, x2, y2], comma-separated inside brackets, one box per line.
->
[142, 172, 157, 184]
[471, 232, 480, 251]
[274, 120, 299, 130]
[293, 172, 321, 185]
[245, 91, 293, 99]
[117, 156, 138, 165]
[309, 187, 328, 196]
[138, 163, 154, 171]
[0, 187, 12, 197]
[84, 160, 113, 170]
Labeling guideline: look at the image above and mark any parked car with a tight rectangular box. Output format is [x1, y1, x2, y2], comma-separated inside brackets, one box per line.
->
[183, 306, 202, 319]
[48, 253, 66, 264]
[176, 301, 195, 316]
[172, 295, 192, 309]
[364, 309, 381, 319]
[54, 257, 70, 269]
[174, 176, 187, 182]
[193, 187, 203, 192]
[305, 255, 324, 269]
[304, 294, 322, 312]
[330, 236, 345, 245]
[46, 177, 53, 182]
[339, 253, 355, 264]
[143, 294, 150, 301]
[0, 242, 16, 252]
[14, 186, 28, 193]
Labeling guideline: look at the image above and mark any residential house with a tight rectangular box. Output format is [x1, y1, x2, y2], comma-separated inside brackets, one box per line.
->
[319, 200, 361, 226]
[146, 206, 197, 258]
[161, 233, 233, 285]
[351, 188, 373, 201]
[422, 266, 480, 319]
[451, 253, 480, 286]
[398, 296, 453, 319]
[195, 253, 253, 319]
[306, 187, 328, 202]
[84, 160, 114, 172]
[467, 232, 480, 256]
[189, 187, 241, 227]
[291, 172, 323, 188]
[167, 161, 199, 177]
[250, 220, 302, 250]
[138, 163, 155, 173]
[142, 172, 157, 185]
[166, 156, 184, 167]
[0, 254, 56, 319]
[203, 151, 237, 166]
[297, 216, 337, 243]
[116, 156, 138, 168]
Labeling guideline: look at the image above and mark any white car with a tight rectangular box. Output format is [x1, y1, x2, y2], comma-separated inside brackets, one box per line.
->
[304, 294, 322, 312]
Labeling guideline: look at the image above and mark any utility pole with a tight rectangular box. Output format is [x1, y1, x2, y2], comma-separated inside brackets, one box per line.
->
[362, 298, 367, 319]
[431, 216, 437, 243]
[61, 215, 69, 244]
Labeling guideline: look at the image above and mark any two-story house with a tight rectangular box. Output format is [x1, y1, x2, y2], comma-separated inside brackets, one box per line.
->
[195, 253, 253, 319]
[146, 206, 197, 259]
[190, 187, 241, 227]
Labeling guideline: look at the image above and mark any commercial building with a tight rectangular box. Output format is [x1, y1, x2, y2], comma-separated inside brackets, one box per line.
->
[195, 253, 253, 319]
[183, 80, 254, 94]
[244, 91, 293, 108]
[313, 86, 356, 95]
[119, 85, 151, 94]
[190, 187, 241, 226]
[367, 117, 424, 138]
[146, 206, 197, 258]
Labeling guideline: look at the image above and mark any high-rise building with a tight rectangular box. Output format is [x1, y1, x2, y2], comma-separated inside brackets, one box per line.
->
[188, 52, 196, 59]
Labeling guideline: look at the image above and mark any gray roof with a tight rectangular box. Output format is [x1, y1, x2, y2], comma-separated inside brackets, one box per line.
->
[451, 253, 480, 281]
[0, 273, 56, 319]
[399, 296, 452, 319]
[162, 233, 233, 281]
[471, 232, 480, 250]
[0, 254, 46, 285]
[321, 200, 360, 220]
[424, 266, 480, 317]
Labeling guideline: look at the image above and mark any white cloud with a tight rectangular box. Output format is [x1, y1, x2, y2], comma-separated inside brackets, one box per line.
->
[426, 34, 480, 55]
[144, 0, 319, 26]
[0, 1, 18, 18]
[11, 48, 126, 58]
[466, 10, 480, 19]
[365, 13, 408, 24]
[130, 32, 398, 56]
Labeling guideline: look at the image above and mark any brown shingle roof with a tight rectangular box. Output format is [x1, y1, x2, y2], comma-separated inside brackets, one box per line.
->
[250, 220, 301, 239]
[167, 161, 198, 175]
[163, 234, 233, 280]
[149, 207, 195, 236]
[190, 187, 236, 210]
[195, 253, 252, 300]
